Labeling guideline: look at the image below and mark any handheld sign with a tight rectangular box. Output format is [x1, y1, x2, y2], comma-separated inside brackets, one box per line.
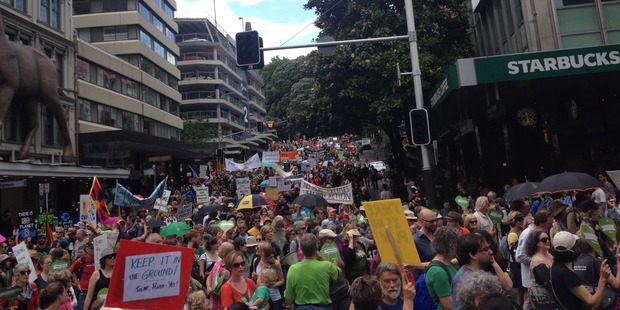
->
[488, 209, 504, 225]
[362, 199, 421, 265]
[580, 225, 603, 257]
[13, 242, 37, 283]
[106, 239, 194, 310]
[599, 218, 617, 247]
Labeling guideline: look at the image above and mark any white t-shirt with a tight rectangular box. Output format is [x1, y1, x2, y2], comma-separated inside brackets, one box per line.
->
[592, 188, 607, 204]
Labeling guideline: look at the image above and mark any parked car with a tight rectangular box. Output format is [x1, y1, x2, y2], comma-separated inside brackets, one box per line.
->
[360, 138, 372, 150]
[369, 160, 389, 171]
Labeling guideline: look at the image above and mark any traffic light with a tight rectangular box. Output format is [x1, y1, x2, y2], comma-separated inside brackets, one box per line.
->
[266, 121, 274, 130]
[409, 108, 431, 145]
[235, 31, 261, 66]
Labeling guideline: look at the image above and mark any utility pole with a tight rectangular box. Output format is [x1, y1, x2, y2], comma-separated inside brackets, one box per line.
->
[404, 0, 436, 208]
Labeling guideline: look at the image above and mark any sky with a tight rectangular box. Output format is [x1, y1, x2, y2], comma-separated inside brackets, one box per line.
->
[175, 0, 321, 63]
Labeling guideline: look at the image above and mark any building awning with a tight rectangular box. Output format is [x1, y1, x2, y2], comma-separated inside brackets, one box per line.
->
[0, 162, 130, 178]
[430, 43, 620, 109]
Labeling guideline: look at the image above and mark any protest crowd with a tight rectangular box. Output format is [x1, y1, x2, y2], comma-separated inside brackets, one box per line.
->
[1, 136, 620, 310]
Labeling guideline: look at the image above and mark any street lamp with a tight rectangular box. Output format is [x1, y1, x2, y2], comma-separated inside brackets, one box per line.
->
[239, 17, 244, 31]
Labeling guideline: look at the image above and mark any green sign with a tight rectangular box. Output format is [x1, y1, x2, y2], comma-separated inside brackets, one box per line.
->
[488, 209, 504, 225]
[599, 218, 617, 247]
[474, 44, 620, 84]
[580, 225, 603, 257]
[429, 65, 460, 109]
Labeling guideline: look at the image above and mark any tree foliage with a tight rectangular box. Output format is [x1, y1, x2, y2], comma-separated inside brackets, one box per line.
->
[180, 117, 218, 149]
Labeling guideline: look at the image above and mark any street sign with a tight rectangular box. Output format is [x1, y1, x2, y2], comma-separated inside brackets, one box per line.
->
[44, 183, 50, 193]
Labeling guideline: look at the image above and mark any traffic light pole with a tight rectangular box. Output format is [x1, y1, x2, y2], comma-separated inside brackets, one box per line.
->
[404, 0, 436, 209]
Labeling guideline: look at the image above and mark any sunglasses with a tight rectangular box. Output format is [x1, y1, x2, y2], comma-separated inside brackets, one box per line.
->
[19, 270, 31, 275]
[540, 237, 550, 243]
[104, 254, 117, 259]
[469, 220, 478, 224]
[316, 212, 325, 215]
[232, 262, 245, 268]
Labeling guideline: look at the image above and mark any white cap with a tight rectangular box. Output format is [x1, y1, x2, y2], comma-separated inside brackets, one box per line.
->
[318, 229, 337, 239]
[552, 231, 579, 252]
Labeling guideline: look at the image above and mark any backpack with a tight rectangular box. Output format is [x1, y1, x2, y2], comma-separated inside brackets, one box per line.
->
[413, 260, 452, 310]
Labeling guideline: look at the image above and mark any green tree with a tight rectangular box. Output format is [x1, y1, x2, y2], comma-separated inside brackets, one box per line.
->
[180, 117, 218, 150]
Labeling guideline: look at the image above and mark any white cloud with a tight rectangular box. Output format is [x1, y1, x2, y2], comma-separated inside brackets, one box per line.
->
[175, 0, 319, 63]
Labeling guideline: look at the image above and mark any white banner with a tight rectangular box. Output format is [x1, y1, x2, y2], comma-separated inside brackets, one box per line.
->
[273, 163, 293, 178]
[225, 154, 262, 171]
[196, 187, 209, 205]
[13, 242, 37, 283]
[154, 190, 171, 210]
[93, 232, 119, 271]
[79, 195, 90, 223]
[262, 151, 280, 163]
[176, 204, 193, 221]
[236, 177, 252, 200]
[299, 180, 353, 204]
[199, 165, 208, 178]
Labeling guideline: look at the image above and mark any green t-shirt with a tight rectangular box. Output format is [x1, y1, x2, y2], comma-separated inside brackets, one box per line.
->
[250, 285, 270, 309]
[284, 258, 339, 305]
[320, 243, 341, 264]
[425, 263, 457, 310]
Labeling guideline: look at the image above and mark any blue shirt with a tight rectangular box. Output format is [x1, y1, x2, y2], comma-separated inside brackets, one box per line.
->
[451, 266, 473, 310]
[413, 230, 434, 279]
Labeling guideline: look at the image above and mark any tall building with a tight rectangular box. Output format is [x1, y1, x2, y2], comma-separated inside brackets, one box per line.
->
[175, 17, 273, 158]
[429, 0, 620, 190]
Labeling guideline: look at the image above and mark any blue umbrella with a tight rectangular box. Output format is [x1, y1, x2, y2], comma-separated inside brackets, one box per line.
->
[260, 180, 269, 188]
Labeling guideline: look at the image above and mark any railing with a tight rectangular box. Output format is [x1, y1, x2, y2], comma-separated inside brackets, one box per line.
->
[179, 52, 217, 61]
[181, 90, 216, 100]
[180, 111, 217, 119]
[181, 71, 217, 80]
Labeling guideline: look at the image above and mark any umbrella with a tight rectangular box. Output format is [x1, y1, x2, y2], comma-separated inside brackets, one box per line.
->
[293, 193, 329, 208]
[236, 194, 275, 210]
[503, 181, 540, 202]
[0, 234, 5, 243]
[160, 222, 191, 238]
[533, 171, 603, 195]
[198, 204, 227, 214]
[260, 180, 270, 188]
[322, 160, 334, 167]
[146, 220, 166, 228]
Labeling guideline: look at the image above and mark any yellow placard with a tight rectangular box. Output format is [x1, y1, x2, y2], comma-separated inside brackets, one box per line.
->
[363, 199, 421, 265]
[265, 188, 280, 201]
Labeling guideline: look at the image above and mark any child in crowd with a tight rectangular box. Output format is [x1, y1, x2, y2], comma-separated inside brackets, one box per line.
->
[249, 268, 277, 310]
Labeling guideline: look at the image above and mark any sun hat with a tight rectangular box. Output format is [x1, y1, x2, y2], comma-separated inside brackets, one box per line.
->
[319, 229, 337, 239]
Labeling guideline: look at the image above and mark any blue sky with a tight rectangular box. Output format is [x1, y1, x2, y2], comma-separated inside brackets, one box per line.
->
[176, 0, 320, 62]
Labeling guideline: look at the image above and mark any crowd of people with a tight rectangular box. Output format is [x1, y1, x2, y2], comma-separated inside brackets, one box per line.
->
[1, 133, 620, 310]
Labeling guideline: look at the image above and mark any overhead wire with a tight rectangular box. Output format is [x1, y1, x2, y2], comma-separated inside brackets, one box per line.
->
[279, 0, 346, 46]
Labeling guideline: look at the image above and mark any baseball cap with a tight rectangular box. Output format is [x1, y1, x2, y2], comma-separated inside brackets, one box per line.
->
[404, 210, 416, 220]
[319, 229, 337, 239]
[553, 231, 579, 252]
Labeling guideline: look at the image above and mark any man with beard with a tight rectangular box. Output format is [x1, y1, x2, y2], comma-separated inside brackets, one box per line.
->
[376, 263, 416, 310]
[450, 234, 495, 310]
[34, 233, 51, 256]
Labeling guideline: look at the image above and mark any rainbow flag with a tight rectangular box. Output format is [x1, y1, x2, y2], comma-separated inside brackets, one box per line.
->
[90, 176, 110, 223]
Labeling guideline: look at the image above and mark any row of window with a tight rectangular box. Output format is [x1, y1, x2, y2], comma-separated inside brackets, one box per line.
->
[2, 0, 61, 30]
[139, 29, 176, 65]
[79, 99, 180, 140]
[76, 58, 179, 116]
[138, 2, 175, 42]
[3, 102, 64, 148]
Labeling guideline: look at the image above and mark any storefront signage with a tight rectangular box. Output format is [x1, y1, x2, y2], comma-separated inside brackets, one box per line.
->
[475, 44, 620, 84]
[430, 65, 459, 109]
[0, 180, 26, 189]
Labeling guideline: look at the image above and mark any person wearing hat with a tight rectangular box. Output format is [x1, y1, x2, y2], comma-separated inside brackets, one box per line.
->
[343, 229, 369, 284]
[577, 200, 617, 265]
[318, 229, 340, 264]
[550, 231, 612, 309]
[0, 254, 12, 287]
[549, 201, 569, 240]
[83, 247, 116, 310]
[69, 241, 95, 310]
[445, 211, 469, 236]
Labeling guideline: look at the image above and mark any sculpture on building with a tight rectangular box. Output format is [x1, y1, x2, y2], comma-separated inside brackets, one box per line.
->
[0, 14, 74, 162]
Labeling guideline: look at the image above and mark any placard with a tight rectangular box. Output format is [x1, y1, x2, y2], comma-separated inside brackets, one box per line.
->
[265, 188, 280, 201]
[279, 151, 299, 161]
[18, 211, 35, 233]
[199, 165, 208, 178]
[93, 232, 118, 271]
[236, 177, 251, 200]
[262, 151, 280, 164]
[106, 240, 194, 309]
[13, 242, 38, 283]
[79, 195, 90, 223]
[268, 177, 277, 187]
[195, 188, 209, 205]
[154, 190, 172, 210]
[363, 199, 421, 265]
[176, 204, 193, 221]
[580, 225, 602, 257]
[299, 180, 353, 204]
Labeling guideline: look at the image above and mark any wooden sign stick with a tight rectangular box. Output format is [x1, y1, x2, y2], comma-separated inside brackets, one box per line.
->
[385, 226, 408, 284]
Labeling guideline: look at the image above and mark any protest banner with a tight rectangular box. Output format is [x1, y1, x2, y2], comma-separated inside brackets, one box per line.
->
[277, 177, 289, 192]
[279, 151, 299, 161]
[236, 177, 251, 200]
[299, 180, 353, 204]
[599, 218, 617, 246]
[300, 161, 312, 172]
[225, 154, 262, 172]
[13, 242, 37, 283]
[265, 188, 280, 201]
[268, 176, 277, 187]
[106, 240, 194, 309]
[199, 165, 208, 178]
[195, 187, 209, 205]
[363, 199, 421, 265]
[176, 204, 193, 221]
[17, 211, 36, 238]
[93, 232, 119, 271]
[154, 190, 172, 210]
[262, 151, 280, 164]
[580, 225, 603, 257]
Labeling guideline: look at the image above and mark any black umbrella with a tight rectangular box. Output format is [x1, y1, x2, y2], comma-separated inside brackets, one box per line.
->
[503, 181, 540, 202]
[198, 204, 227, 214]
[146, 219, 166, 228]
[533, 171, 603, 195]
[293, 193, 329, 208]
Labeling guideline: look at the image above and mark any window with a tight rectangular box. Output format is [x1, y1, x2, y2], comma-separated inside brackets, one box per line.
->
[79, 99, 97, 122]
[555, 0, 594, 7]
[97, 105, 119, 127]
[42, 105, 62, 147]
[166, 27, 175, 41]
[154, 41, 165, 57]
[164, 3, 174, 18]
[138, 2, 150, 20]
[96, 68, 119, 91]
[166, 50, 176, 65]
[122, 111, 140, 131]
[3, 104, 24, 142]
[76, 59, 91, 84]
[104, 26, 128, 41]
[121, 77, 138, 98]
[77, 28, 91, 42]
[142, 86, 156, 106]
[40, 0, 61, 29]
[73, 0, 89, 14]
[139, 30, 152, 48]
[153, 17, 164, 33]
[102, 0, 127, 12]
[154, 0, 162, 7]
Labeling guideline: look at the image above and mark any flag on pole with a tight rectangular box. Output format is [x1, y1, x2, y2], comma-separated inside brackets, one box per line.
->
[188, 165, 199, 185]
[114, 178, 167, 208]
[90, 176, 110, 223]
[43, 216, 55, 246]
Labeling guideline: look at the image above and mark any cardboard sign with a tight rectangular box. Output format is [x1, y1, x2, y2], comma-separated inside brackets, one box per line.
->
[262, 151, 280, 164]
[580, 225, 603, 257]
[265, 188, 280, 201]
[17, 211, 35, 230]
[299, 180, 353, 204]
[176, 204, 193, 221]
[93, 232, 119, 271]
[363, 199, 421, 265]
[106, 240, 194, 309]
[236, 178, 251, 200]
[13, 242, 38, 283]
[599, 218, 617, 247]
[154, 190, 172, 210]
[199, 165, 209, 178]
[195, 188, 209, 205]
